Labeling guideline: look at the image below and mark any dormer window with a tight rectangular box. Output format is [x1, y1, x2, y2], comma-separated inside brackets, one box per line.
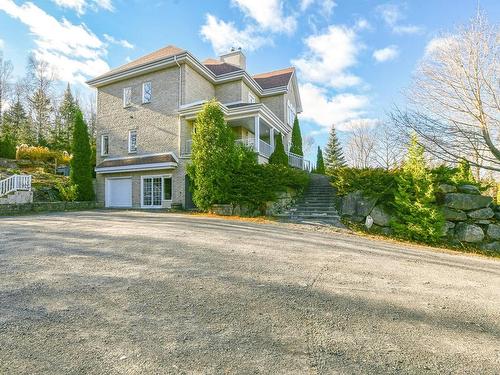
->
[142, 82, 152, 104]
[287, 100, 296, 126]
[123, 87, 132, 107]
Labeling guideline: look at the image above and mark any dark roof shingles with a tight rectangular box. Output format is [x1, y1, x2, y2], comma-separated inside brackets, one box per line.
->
[97, 154, 176, 169]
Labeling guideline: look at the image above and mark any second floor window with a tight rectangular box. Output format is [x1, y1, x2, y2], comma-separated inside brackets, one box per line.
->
[248, 93, 256, 103]
[143, 82, 152, 104]
[123, 87, 132, 107]
[101, 135, 109, 156]
[128, 130, 137, 153]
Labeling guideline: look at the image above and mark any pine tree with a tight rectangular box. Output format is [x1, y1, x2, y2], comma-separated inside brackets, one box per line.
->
[187, 99, 236, 210]
[324, 124, 346, 171]
[70, 109, 94, 201]
[314, 146, 326, 174]
[391, 134, 443, 242]
[269, 134, 288, 166]
[1, 99, 31, 145]
[290, 115, 303, 156]
[53, 83, 77, 151]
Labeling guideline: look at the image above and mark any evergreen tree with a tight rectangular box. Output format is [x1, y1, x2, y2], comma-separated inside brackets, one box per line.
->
[315, 146, 325, 174]
[52, 83, 77, 151]
[290, 115, 303, 156]
[269, 134, 288, 166]
[187, 99, 236, 210]
[70, 109, 94, 201]
[324, 124, 346, 171]
[452, 159, 475, 185]
[1, 99, 31, 145]
[391, 134, 443, 242]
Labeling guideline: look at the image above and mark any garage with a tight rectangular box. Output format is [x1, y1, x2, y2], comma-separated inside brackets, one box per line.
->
[105, 178, 132, 208]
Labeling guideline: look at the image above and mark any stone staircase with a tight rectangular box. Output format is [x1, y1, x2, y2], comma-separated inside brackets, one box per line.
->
[284, 174, 343, 226]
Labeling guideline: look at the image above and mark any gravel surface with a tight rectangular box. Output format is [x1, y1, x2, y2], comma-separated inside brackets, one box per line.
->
[1, 210, 499, 374]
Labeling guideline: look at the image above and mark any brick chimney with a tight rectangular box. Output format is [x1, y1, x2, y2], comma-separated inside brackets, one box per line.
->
[220, 48, 246, 70]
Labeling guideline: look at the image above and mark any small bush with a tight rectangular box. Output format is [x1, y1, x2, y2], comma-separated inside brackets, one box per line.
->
[56, 181, 78, 201]
[16, 144, 71, 165]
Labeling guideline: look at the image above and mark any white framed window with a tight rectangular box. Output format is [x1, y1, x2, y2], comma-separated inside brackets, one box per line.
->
[142, 82, 152, 104]
[141, 174, 173, 208]
[287, 100, 296, 126]
[248, 92, 256, 103]
[123, 87, 132, 107]
[100, 135, 109, 156]
[128, 130, 137, 153]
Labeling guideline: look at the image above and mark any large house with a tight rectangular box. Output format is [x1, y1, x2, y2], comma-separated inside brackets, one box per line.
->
[87, 45, 305, 209]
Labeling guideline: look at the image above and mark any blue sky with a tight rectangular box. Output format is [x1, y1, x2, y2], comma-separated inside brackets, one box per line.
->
[0, 0, 499, 160]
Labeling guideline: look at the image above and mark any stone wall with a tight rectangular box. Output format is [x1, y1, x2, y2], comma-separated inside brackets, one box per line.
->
[0, 201, 104, 216]
[340, 184, 500, 251]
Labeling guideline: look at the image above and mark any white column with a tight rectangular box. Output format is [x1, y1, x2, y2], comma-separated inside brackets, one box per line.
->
[254, 116, 260, 154]
[270, 127, 275, 152]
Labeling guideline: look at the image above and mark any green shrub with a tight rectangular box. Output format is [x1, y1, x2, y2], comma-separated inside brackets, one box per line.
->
[16, 144, 71, 165]
[269, 135, 288, 166]
[330, 167, 398, 203]
[390, 135, 443, 243]
[314, 146, 325, 174]
[290, 116, 303, 156]
[56, 181, 78, 201]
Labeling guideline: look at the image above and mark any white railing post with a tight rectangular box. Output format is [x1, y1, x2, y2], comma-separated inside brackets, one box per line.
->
[254, 116, 260, 154]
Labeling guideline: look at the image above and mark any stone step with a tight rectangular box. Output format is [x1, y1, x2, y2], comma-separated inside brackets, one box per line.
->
[292, 208, 339, 214]
[290, 213, 341, 219]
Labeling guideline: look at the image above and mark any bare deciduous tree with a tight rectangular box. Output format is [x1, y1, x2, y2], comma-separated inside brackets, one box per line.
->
[392, 11, 500, 174]
[345, 125, 376, 168]
[0, 51, 14, 122]
[372, 122, 405, 170]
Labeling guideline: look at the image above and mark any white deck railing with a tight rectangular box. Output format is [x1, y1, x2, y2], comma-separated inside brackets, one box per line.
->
[259, 139, 272, 158]
[235, 138, 256, 149]
[0, 175, 32, 197]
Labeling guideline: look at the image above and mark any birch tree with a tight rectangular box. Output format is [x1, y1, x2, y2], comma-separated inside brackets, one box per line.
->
[0, 51, 13, 122]
[392, 12, 500, 174]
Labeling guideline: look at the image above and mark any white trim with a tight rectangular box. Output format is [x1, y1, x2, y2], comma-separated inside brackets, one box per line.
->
[128, 129, 137, 153]
[248, 93, 256, 103]
[100, 134, 109, 156]
[96, 162, 177, 174]
[100, 151, 178, 162]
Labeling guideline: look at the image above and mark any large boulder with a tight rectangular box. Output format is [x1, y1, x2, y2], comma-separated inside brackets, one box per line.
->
[444, 193, 492, 211]
[438, 184, 457, 193]
[457, 184, 480, 195]
[341, 191, 362, 216]
[356, 196, 377, 217]
[455, 223, 484, 243]
[441, 221, 456, 237]
[467, 207, 494, 220]
[370, 205, 392, 226]
[442, 207, 467, 221]
[487, 224, 500, 240]
[481, 242, 500, 252]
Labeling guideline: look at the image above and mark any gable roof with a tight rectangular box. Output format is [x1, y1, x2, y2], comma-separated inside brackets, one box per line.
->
[92, 45, 185, 81]
[252, 67, 295, 89]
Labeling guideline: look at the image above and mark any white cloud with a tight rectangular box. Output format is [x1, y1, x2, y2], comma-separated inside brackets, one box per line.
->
[51, 0, 113, 15]
[376, 3, 423, 35]
[354, 18, 371, 31]
[0, 0, 110, 84]
[299, 83, 376, 131]
[321, 0, 337, 17]
[103, 34, 134, 49]
[200, 14, 270, 55]
[292, 25, 362, 89]
[373, 45, 399, 62]
[0, 39, 4, 49]
[300, 0, 314, 11]
[231, 0, 296, 34]
[425, 35, 456, 55]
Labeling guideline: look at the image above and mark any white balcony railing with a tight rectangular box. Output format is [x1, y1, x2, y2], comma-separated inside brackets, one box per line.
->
[259, 139, 272, 158]
[235, 138, 256, 149]
[0, 174, 32, 197]
[287, 151, 304, 169]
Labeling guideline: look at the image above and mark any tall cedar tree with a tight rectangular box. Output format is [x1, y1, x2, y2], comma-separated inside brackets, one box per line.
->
[70, 109, 94, 201]
[324, 124, 346, 171]
[315, 146, 325, 174]
[269, 135, 288, 166]
[187, 100, 235, 210]
[290, 116, 303, 156]
[390, 134, 443, 242]
[52, 83, 77, 151]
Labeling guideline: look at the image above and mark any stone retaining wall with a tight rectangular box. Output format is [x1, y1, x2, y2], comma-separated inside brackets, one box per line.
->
[340, 184, 500, 251]
[0, 201, 104, 216]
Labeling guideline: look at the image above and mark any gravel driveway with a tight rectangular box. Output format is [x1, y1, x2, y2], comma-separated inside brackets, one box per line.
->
[1, 210, 499, 374]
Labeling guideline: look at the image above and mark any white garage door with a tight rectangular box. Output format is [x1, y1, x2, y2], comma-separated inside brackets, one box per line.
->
[106, 178, 132, 208]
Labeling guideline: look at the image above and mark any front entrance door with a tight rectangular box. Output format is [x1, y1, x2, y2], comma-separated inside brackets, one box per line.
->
[142, 177, 162, 208]
[185, 175, 196, 210]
